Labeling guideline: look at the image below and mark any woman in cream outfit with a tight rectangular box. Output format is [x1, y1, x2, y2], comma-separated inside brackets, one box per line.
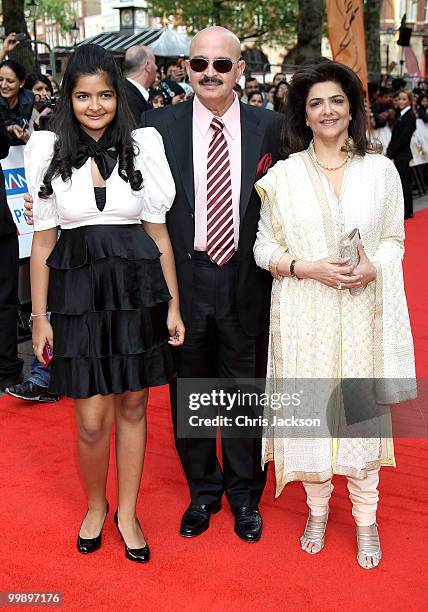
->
[254, 61, 416, 569]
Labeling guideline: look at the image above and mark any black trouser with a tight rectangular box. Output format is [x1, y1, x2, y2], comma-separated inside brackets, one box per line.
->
[0, 232, 23, 383]
[394, 159, 413, 218]
[170, 252, 268, 508]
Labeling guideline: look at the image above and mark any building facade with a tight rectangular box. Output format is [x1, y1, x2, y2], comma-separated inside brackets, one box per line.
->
[381, 0, 428, 76]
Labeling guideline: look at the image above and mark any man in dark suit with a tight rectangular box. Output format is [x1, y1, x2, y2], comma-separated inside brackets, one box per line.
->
[387, 91, 416, 219]
[141, 26, 282, 542]
[123, 45, 157, 123]
[0, 117, 23, 389]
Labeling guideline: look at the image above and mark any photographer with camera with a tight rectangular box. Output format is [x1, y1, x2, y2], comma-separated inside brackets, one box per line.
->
[25, 73, 56, 130]
[0, 59, 37, 145]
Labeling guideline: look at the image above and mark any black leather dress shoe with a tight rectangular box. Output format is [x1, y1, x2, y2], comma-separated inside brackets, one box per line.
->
[114, 511, 150, 563]
[233, 507, 263, 542]
[179, 502, 222, 538]
[77, 502, 109, 554]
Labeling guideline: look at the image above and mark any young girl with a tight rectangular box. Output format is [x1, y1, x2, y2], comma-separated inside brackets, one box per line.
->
[26, 44, 184, 563]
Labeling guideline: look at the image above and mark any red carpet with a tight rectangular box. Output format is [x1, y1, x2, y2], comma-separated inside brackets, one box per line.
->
[1, 212, 427, 611]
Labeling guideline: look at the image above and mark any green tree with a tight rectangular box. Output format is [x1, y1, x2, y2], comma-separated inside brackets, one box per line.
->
[38, 0, 77, 32]
[284, 0, 324, 65]
[1, 0, 35, 72]
[148, 0, 299, 46]
[363, 0, 382, 82]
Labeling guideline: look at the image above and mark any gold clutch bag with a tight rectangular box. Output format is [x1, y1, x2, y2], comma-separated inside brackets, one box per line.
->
[339, 228, 364, 296]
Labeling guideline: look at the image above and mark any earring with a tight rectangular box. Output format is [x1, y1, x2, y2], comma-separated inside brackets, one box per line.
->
[349, 115, 352, 121]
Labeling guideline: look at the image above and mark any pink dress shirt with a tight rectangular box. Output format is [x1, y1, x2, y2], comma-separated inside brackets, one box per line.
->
[192, 94, 241, 251]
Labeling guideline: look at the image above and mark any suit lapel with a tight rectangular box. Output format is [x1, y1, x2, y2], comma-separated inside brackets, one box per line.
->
[167, 101, 195, 211]
[239, 103, 264, 220]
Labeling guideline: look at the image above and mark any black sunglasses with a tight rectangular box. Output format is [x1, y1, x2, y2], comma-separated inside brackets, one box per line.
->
[188, 57, 241, 74]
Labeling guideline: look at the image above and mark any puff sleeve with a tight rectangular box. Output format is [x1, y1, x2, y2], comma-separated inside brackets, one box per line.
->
[24, 131, 58, 231]
[132, 127, 176, 223]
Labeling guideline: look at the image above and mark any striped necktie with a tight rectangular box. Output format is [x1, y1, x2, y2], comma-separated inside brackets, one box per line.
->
[206, 117, 235, 266]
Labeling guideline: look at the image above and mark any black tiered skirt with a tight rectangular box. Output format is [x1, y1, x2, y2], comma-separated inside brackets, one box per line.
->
[46, 224, 175, 399]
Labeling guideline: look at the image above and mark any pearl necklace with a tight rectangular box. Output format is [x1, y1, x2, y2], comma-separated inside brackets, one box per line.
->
[312, 148, 351, 171]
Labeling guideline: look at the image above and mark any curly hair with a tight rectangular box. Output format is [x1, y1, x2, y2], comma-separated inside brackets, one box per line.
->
[39, 44, 142, 198]
[280, 60, 378, 158]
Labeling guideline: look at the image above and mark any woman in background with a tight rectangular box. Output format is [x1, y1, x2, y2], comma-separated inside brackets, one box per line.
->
[248, 91, 264, 108]
[0, 59, 36, 144]
[25, 73, 55, 130]
[273, 80, 289, 113]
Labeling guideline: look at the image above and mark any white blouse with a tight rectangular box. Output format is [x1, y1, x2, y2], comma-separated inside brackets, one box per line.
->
[24, 127, 176, 231]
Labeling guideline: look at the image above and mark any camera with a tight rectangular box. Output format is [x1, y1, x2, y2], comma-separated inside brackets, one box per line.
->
[34, 95, 59, 109]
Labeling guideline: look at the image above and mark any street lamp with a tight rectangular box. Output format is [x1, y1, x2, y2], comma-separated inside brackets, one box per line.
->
[69, 21, 80, 46]
[25, 0, 39, 67]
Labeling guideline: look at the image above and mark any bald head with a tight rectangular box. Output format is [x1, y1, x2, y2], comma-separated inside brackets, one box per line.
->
[124, 45, 154, 73]
[186, 26, 245, 116]
[190, 27, 241, 59]
[124, 45, 157, 89]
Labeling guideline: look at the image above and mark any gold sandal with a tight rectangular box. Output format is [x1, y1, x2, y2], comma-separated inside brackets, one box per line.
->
[300, 511, 328, 554]
[356, 523, 382, 569]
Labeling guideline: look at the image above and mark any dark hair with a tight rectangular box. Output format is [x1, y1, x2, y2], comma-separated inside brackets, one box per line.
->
[149, 87, 168, 104]
[248, 91, 263, 103]
[280, 61, 374, 158]
[0, 59, 26, 82]
[25, 73, 54, 96]
[39, 44, 142, 198]
[273, 80, 289, 112]
[391, 77, 406, 92]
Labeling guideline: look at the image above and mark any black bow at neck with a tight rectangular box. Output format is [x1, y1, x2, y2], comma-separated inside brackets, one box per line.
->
[74, 127, 118, 180]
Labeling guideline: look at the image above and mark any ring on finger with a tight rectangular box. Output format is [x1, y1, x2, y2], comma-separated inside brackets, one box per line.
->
[336, 282, 342, 290]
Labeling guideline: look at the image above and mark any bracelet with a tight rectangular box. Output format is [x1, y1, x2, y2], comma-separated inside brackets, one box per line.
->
[30, 312, 48, 320]
[269, 247, 287, 280]
[289, 259, 300, 279]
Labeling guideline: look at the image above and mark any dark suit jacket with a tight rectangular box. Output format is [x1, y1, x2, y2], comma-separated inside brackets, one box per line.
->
[124, 79, 151, 125]
[0, 117, 15, 237]
[140, 101, 282, 336]
[386, 108, 416, 162]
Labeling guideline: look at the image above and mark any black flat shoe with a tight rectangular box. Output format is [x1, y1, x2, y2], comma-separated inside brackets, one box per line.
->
[77, 501, 109, 554]
[233, 507, 262, 543]
[114, 510, 150, 563]
[179, 501, 222, 538]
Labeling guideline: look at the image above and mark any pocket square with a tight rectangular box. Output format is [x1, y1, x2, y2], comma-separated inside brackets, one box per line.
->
[256, 152, 272, 176]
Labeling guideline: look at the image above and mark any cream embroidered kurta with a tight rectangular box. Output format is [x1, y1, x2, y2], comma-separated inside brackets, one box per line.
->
[254, 149, 416, 496]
